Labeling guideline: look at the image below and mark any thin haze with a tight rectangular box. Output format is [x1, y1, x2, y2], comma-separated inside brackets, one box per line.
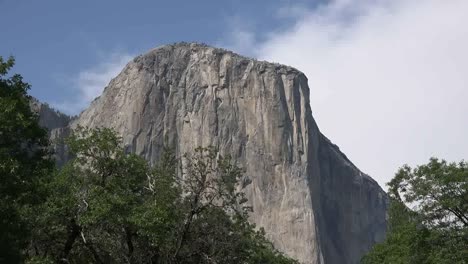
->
[53, 53, 133, 114]
[224, 0, 468, 188]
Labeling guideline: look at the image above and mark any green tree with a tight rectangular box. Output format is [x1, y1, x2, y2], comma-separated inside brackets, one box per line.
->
[169, 146, 297, 264]
[29, 127, 178, 263]
[362, 158, 468, 264]
[31, 128, 297, 264]
[0, 56, 53, 263]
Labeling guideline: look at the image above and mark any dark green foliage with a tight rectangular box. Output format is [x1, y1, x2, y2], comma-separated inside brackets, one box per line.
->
[168, 146, 297, 264]
[0, 56, 296, 263]
[389, 158, 468, 229]
[30, 128, 297, 263]
[0, 56, 53, 263]
[362, 158, 468, 264]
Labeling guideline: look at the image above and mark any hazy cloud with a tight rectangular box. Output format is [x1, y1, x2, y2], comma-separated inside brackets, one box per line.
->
[224, 0, 468, 188]
[217, 16, 258, 56]
[54, 52, 132, 115]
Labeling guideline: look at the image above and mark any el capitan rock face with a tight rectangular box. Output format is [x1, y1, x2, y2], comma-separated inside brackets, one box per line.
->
[38, 43, 387, 264]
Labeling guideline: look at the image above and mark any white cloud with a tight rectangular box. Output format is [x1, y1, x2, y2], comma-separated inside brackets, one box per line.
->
[220, 29, 257, 56]
[54, 52, 132, 115]
[216, 16, 258, 56]
[224, 0, 468, 189]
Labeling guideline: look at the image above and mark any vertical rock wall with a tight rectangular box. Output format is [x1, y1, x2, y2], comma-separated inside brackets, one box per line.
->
[38, 43, 387, 264]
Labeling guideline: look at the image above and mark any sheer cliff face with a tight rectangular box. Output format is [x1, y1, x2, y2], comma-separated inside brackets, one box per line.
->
[40, 43, 387, 264]
[30, 100, 71, 166]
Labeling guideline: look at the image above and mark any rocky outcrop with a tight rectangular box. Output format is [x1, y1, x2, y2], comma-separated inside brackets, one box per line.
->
[31, 99, 71, 166]
[38, 43, 387, 264]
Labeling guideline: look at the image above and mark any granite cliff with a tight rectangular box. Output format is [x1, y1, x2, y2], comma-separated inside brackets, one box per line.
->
[38, 43, 387, 264]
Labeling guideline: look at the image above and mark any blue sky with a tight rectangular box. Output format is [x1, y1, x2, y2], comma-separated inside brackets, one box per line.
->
[1, 0, 316, 107]
[2, 0, 468, 188]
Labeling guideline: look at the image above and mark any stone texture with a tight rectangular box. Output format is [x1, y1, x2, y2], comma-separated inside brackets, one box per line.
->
[31, 99, 71, 166]
[38, 43, 387, 264]
[30, 99, 70, 130]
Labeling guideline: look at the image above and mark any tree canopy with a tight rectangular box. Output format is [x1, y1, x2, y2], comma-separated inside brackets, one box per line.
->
[362, 158, 468, 264]
[0, 56, 53, 263]
[1, 56, 297, 264]
[27, 127, 297, 264]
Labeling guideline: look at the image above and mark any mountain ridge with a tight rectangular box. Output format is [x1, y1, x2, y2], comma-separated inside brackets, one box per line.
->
[37, 42, 388, 264]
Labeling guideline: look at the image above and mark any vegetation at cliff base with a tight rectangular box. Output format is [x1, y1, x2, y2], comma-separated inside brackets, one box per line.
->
[28, 128, 296, 263]
[3, 53, 467, 264]
[0, 56, 54, 263]
[362, 158, 468, 264]
[0, 56, 297, 263]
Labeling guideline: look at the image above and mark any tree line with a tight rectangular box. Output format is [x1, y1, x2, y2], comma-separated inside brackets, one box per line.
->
[1, 55, 466, 263]
[0, 56, 297, 263]
[362, 157, 468, 263]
